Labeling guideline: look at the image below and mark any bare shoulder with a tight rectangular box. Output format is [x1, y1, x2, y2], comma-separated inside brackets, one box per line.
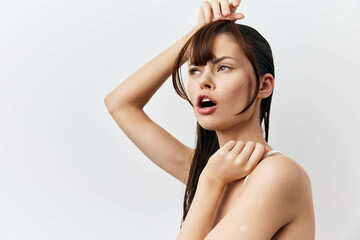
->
[244, 153, 313, 218]
[254, 154, 311, 185]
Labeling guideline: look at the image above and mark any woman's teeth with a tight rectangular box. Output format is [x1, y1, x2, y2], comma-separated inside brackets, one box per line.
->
[201, 98, 211, 103]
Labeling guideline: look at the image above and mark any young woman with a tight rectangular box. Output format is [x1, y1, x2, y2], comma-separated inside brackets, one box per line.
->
[105, 0, 315, 239]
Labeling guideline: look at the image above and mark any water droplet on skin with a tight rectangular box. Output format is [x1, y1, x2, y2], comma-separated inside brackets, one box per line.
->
[238, 225, 247, 232]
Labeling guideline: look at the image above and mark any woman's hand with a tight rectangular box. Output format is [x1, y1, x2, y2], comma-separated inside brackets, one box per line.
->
[198, 0, 245, 25]
[201, 140, 270, 187]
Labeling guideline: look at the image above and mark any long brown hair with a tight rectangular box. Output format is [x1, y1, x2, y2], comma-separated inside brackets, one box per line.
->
[171, 20, 275, 226]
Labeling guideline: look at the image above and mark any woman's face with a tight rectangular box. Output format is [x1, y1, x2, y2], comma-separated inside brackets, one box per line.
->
[187, 33, 259, 131]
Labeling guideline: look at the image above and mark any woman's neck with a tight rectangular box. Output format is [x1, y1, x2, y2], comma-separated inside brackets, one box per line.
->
[215, 117, 270, 149]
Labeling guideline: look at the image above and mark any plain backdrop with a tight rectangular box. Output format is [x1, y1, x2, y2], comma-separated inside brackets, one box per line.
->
[1, 0, 360, 239]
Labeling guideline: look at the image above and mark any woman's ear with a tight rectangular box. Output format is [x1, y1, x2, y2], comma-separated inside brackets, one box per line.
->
[257, 73, 274, 99]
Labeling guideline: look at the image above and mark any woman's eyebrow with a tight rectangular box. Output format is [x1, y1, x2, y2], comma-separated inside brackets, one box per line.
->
[188, 56, 236, 67]
[211, 56, 236, 64]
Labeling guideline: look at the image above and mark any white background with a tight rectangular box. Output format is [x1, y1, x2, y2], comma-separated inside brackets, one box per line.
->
[1, 0, 360, 239]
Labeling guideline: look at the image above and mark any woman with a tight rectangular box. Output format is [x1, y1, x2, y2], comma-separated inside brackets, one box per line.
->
[105, 0, 315, 239]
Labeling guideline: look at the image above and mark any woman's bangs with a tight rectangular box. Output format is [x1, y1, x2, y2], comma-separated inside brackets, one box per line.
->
[188, 28, 219, 66]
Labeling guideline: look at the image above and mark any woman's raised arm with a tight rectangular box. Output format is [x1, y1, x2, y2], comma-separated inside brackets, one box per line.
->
[104, 24, 201, 184]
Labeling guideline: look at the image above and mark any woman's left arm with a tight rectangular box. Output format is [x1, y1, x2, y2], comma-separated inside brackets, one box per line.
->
[175, 174, 225, 240]
[176, 140, 269, 240]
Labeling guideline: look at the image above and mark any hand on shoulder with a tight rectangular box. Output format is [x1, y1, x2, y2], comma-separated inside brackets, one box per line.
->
[201, 141, 270, 188]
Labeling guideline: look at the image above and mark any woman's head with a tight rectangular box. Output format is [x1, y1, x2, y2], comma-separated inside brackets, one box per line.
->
[173, 20, 274, 141]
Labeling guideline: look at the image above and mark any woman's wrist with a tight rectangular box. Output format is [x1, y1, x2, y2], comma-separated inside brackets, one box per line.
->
[199, 172, 227, 190]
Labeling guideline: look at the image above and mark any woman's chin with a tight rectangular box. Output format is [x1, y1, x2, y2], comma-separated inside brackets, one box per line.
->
[199, 125, 217, 131]
[198, 118, 244, 132]
[197, 121, 225, 131]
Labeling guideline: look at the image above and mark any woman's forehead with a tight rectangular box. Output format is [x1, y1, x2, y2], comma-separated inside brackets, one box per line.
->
[212, 34, 244, 57]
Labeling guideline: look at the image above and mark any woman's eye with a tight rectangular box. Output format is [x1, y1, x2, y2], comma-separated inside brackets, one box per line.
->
[218, 65, 230, 71]
[189, 68, 201, 75]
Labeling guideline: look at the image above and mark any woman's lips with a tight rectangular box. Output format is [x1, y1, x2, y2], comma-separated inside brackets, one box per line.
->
[197, 105, 217, 114]
[196, 94, 218, 115]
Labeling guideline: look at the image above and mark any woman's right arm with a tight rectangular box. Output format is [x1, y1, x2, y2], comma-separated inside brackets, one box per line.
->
[104, 26, 201, 185]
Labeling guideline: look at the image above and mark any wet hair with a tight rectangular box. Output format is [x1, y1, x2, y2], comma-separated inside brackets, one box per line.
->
[171, 20, 275, 227]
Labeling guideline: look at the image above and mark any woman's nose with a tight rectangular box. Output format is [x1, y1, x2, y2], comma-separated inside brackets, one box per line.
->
[199, 69, 215, 90]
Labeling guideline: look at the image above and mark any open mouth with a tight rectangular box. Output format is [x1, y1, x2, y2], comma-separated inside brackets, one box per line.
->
[197, 95, 217, 108]
[200, 98, 216, 108]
